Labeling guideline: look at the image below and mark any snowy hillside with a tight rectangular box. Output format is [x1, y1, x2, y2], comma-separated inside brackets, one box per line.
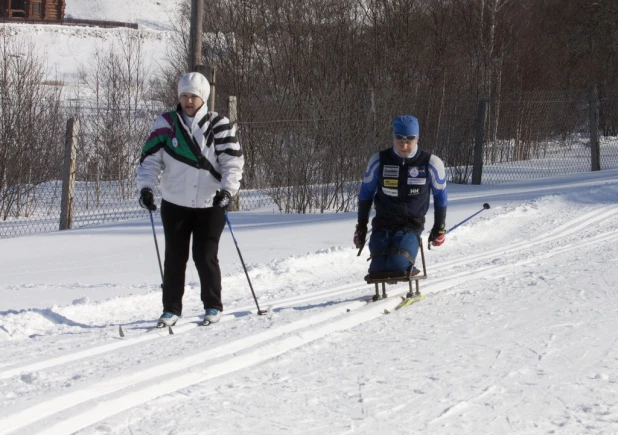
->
[1, 170, 618, 434]
[1, 0, 186, 83]
[65, 0, 186, 30]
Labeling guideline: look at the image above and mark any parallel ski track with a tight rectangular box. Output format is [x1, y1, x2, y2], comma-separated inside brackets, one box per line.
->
[3, 204, 615, 381]
[0, 279, 370, 381]
[0, 290, 408, 435]
[1, 205, 617, 434]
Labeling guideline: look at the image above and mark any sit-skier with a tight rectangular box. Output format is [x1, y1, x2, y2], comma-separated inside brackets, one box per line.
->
[354, 115, 448, 279]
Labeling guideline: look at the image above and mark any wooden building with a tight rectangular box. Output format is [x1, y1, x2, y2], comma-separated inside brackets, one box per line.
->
[1, 0, 65, 21]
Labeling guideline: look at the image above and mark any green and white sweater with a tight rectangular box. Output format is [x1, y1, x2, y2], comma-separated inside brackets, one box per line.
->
[136, 103, 244, 208]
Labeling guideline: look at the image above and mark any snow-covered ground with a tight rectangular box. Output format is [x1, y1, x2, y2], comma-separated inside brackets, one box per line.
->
[65, 0, 184, 30]
[1, 0, 185, 83]
[1, 169, 618, 434]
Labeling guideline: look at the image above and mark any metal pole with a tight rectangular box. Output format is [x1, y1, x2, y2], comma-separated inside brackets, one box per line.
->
[356, 229, 372, 257]
[149, 210, 164, 286]
[189, 0, 204, 72]
[429, 203, 491, 250]
[447, 203, 491, 234]
[225, 212, 267, 315]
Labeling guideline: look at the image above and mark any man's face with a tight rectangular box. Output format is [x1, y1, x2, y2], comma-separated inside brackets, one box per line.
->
[179, 93, 204, 117]
[394, 138, 418, 157]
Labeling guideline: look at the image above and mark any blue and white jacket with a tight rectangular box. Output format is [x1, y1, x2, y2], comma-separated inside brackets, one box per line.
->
[358, 145, 447, 232]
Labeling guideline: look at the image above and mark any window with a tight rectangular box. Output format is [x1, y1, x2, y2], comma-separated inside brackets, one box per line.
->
[11, 0, 25, 9]
[32, 1, 41, 16]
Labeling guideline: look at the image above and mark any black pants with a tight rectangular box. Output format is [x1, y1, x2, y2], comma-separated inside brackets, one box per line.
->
[160, 200, 226, 315]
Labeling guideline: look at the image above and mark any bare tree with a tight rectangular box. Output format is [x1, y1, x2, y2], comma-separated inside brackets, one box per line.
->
[76, 32, 157, 204]
[154, 0, 618, 210]
[0, 29, 64, 220]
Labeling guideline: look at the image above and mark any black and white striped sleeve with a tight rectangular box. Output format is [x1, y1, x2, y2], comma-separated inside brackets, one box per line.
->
[211, 115, 244, 195]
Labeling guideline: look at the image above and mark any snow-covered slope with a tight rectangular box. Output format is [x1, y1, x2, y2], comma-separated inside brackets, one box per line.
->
[65, 0, 186, 30]
[1, 170, 618, 434]
[2, 24, 172, 83]
[1, 0, 186, 83]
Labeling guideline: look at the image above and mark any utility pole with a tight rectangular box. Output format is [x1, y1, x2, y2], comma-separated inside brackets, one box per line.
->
[189, 0, 204, 73]
[188, 0, 216, 111]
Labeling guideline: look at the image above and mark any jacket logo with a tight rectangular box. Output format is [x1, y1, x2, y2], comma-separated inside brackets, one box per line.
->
[408, 188, 420, 195]
[172, 138, 179, 148]
[383, 165, 399, 178]
[407, 178, 426, 185]
[384, 179, 398, 187]
[382, 187, 398, 197]
[408, 166, 419, 177]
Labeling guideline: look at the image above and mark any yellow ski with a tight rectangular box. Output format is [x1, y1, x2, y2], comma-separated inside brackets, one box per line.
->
[394, 294, 425, 310]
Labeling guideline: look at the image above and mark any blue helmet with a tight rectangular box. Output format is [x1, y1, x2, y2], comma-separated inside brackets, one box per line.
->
[392, 115, 419, 138]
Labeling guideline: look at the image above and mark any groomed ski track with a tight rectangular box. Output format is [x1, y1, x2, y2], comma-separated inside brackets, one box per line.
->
[0, 204, 617, 434]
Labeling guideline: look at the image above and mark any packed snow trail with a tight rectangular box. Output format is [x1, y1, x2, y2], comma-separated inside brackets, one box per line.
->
[3, 177, 618, 434]
[0, 293, 406, 434]
[2, 203, 614, 381]
[2, 208, 617, 433]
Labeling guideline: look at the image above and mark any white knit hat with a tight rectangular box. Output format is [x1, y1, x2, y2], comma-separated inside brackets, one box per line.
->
[178, 72, 210, 102]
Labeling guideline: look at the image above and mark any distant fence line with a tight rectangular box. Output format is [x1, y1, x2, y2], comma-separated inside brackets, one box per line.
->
[1, 89, 618, 239]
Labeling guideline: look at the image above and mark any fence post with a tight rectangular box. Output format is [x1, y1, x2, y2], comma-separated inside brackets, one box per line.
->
[96, 160, 101, 206]
[589, 85, 601, 171]
[0, 166, 6, 217]
[471, 99, 488, 185]
[209, 67, 216, 112]
[228, 95, 240, 212]
[59, 117, 78, 231]
[228, 95, 237, 125]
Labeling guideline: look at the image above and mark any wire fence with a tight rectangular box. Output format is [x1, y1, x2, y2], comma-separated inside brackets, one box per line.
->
[1, 89, 618, 239]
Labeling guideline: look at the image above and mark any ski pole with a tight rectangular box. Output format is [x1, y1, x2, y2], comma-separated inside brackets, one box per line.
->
[448, 203, 491, 234]
[225, 212, 267, 315]
[356, 229, 372, 257]
[148, 210, 164, 287]
[429, 203, 490, 250]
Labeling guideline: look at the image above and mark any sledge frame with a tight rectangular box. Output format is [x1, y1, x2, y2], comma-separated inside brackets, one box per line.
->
[365, 236, 427, 301]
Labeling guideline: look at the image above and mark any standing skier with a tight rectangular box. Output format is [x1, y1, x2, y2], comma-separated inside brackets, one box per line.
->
[136, 72, 244, 327]
[354, 115, 447, 276]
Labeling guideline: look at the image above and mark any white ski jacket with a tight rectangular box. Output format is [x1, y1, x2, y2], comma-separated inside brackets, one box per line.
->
[136, 103, 244, 208]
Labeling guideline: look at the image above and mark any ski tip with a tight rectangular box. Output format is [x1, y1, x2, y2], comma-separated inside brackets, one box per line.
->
[168, 325, 174, 335]
[119, 325, 125, 338]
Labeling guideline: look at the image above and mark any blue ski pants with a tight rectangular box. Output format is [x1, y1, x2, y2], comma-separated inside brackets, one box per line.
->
[368, 230, 420, 273]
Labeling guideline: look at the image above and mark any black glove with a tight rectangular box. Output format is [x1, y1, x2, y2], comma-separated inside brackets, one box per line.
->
[353, 221, 368, 249]
[139, 188, 157, 211]
[429, 227, 446, 247]
[213, 190, 232, 209]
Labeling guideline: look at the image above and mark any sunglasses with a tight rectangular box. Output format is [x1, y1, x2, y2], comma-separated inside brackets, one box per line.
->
[394, 134, 417, 141]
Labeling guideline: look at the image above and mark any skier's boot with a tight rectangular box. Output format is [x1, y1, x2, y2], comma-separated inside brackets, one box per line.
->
[202, 308, 221, 325]
[157, 312, 178, 328]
